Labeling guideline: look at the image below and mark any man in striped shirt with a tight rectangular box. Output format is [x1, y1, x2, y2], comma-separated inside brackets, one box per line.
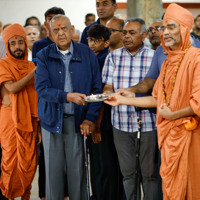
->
[102, 18, 159, 200]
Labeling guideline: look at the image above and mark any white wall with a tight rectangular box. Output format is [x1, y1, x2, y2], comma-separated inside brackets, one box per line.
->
[0, 0, 98, 32]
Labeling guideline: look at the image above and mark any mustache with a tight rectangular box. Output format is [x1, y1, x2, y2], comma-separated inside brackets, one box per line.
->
[163, 35, 174, 40]
[14, 49, 23, 53]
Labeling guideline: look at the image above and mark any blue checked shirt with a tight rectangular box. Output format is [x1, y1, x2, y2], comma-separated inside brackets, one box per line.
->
[102, 45, 156, 132]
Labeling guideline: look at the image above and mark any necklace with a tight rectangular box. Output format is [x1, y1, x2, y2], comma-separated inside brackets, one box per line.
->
[162, 45, 191, 106]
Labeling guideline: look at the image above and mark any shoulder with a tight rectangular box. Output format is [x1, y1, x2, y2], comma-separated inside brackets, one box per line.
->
[73, 41, 95, 57]
[82, 20, 100, 33]
[142, 46, 154, 57]
[34, 37, 47, 46]
[37, 43, 56, 58]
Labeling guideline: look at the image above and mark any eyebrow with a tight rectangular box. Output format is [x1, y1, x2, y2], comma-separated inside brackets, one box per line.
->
[166, 24, 176, 26]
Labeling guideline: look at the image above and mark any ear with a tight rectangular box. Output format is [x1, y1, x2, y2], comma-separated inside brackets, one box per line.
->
[44, 21, 47, 26]
[71, 25, 75, 34]
[104, 40, 110, 48]
[141, 32, 147, 41]
[113, 3, 118, 12]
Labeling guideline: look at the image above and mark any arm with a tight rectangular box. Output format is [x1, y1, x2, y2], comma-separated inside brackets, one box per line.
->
[105, 93, 157, 107]
[103, 84, 114, 94]
[116, 78, 156, 97]
[159, 104, 195, 120]
[3, 67, 35, 94]
[116, 47, 162, 97]
[35, 51, 68, 104]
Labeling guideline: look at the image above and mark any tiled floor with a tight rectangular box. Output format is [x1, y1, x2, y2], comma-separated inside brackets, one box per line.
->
[16, 167, 39, 200]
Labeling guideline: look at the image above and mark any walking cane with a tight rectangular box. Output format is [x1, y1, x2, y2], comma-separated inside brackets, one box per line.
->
[84, 137, 90, 200]
[134, 113, 142, 200]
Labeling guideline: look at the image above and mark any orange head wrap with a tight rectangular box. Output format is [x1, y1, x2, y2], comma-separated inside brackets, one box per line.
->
[164, 3, 193, 31]
[2, 24, 28, 61]
[161, 3, 193, 55]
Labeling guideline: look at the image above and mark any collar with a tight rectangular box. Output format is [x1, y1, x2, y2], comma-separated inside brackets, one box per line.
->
[48, 40, 81, 62]
[56, 41, 73, 55]
[125, 43, 145, 56]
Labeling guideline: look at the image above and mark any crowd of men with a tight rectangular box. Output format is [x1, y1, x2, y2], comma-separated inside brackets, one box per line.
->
[0, 1, 200, 200]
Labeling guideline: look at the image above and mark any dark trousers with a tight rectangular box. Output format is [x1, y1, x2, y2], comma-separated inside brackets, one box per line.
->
[89, 129, 124, 200]
[38, 142, 46, 198]
[113, 128, 159, 200]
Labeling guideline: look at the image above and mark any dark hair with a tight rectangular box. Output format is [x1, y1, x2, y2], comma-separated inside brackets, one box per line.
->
[85, 13, 95, 19]
[87, 24, 111, 41]
[44, 7, 65, 18]
[24, 16, 41, 27]
[125, 18, 146, 33]
[194, 14, 200, 22]
[111, 0, 116, 4]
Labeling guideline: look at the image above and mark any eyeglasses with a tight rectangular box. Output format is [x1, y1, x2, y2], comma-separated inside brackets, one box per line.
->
[158, 24, 178, 32]
[87, 37, 105, 44]
[96, 1, 113, 8]
[109, 28, 123, 33]
[148, 26, 161, 33]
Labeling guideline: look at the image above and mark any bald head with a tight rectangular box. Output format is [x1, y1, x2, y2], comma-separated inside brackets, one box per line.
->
[106, 18, 124, 51]
[148, 20, 162, 50]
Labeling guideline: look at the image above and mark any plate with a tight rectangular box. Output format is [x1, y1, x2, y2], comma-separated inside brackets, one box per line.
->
[84, 94, 112, 102]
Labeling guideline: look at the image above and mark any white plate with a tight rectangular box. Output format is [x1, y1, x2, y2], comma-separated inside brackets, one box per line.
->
[84, 94, 111, 102]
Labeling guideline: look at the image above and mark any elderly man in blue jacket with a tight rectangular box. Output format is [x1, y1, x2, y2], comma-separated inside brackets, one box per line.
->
[35, 14, 102, 200]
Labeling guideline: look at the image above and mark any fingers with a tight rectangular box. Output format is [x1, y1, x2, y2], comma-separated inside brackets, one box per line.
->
[80, 123, 93, 138]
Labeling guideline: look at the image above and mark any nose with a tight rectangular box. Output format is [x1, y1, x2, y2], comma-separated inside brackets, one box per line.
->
[58, 29, 64, 35]
[163, 27, 169, 35]
[151, 28, 157, 34]
[15, 43, 21, 49]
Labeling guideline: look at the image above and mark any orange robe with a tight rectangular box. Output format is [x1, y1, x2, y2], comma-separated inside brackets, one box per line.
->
[0, 55, 39, 199]
[153, 46, 200, 200]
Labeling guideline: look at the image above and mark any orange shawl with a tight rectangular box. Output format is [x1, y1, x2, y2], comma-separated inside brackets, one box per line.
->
[153, 4, 200, 200]
[0, 24, 38, 198]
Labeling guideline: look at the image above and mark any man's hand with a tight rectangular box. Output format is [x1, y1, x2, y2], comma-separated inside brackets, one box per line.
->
[104, 93, 125, 106]
[159, 103, 175, 120]
[67, 93, 87, 105]
[115, 88, 135, 98]
[80, 120, 95, 138]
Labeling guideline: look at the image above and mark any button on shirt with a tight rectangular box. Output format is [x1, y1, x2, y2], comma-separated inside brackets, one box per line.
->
[57, 42, 74, 114]
[102, 45, 156, 132]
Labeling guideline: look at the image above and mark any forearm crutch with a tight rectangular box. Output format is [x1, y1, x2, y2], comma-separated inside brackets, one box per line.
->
[134, 114, 142, 200]
[84, 137, 91, 200]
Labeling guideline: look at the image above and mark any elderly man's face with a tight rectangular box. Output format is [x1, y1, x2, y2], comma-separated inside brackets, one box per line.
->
[25, 27, 39, 50]
[122, 21, 146, 54]
[162, 19, 181, 50]
[8, 35, 26, 60]
[51, 17, 73, 50]
[148, 21, 162, 49]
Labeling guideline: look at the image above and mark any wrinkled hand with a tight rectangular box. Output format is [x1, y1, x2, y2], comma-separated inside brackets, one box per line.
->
[104, 93, 124, 106]
[80, 120, 95, 138]
[158, 103, 175, 120]
[67, 93, 87, 105]
[115, 88, 135, 98]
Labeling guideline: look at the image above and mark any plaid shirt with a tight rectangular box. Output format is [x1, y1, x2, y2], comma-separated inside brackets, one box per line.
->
[102, 45, 156, 132]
